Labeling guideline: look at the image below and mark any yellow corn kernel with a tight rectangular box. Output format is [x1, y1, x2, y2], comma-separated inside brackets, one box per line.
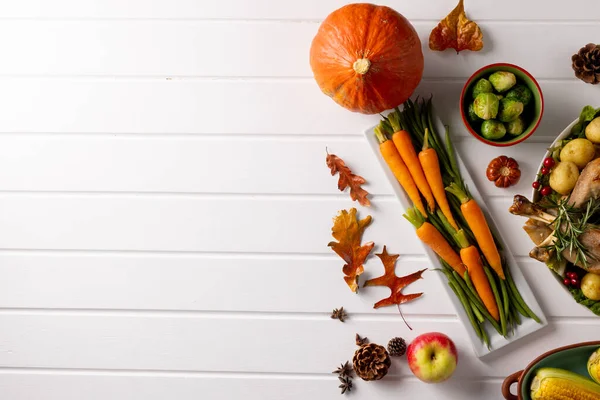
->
[531, 368, 600, 400]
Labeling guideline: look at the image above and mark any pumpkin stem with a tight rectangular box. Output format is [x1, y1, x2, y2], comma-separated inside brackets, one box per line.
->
[353, 58, 371, 75]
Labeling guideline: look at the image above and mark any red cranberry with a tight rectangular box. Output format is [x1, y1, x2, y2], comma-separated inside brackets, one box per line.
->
[563, 278, 571, 286]
[571, 278, 580, 288]
[540, 186, 552, 196]
[541, 167, 550, 175]
[543, 157, 556, 168]
[532, 181, 541, 190]
[566, 271, 577, 279]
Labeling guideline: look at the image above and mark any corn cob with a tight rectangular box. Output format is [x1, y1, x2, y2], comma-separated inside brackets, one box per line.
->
[530, 368, 600, 400]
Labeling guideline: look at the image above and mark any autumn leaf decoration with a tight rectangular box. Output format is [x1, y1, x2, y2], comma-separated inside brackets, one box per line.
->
[364, 246, 426, 328]
[326, 152, 370, 206]
[328, 208, 374, 293]
[429, 0, 483, 53]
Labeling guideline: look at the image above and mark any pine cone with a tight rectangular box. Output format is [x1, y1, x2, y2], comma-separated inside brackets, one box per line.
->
[387, 337, 407, 357]
[352, 343, 391, 381]
[572, 43, 600, 84]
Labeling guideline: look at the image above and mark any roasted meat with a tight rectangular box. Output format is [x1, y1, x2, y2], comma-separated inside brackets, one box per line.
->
[569, 158, 600, 208]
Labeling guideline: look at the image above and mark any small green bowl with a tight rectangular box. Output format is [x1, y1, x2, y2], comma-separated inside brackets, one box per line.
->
[460, 63, 544, 147]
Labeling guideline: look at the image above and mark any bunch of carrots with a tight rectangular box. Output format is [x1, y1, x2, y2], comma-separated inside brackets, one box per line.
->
[374, 98, 540, 347]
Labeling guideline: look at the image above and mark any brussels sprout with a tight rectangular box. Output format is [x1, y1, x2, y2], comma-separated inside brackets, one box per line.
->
[505, 116, 526, 136]
[489, 71, 517, 92]
[473, 93, 499, 120]
[472, 78, 493, 99]
[506, 84, 533, 106]
[496, 94, 504, 100]
[480, 120, 506, 140]
[467, 102, 481, 124]
[498, 98, 524, 122]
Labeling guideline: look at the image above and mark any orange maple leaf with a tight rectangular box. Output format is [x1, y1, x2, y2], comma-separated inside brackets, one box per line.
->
[429, 0, 483, 53]
[328, 208, 374, 293]
[364, 246, 427, 309]
[326, 152, 370, 207]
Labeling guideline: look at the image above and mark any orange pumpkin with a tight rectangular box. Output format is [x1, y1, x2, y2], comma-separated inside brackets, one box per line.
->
[310, 4, 424, 114]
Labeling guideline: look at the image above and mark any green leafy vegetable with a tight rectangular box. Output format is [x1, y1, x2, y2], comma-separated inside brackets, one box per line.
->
[472, 78, 493, 99]
[498, 98, 524, 122]
[473, 92, 499, 120]
[481, 119, 506, 140]
[505, 116, 525, 136]
[571, 105, 600, 137]
[489, 71, 516, 92]
[569, 287, 600, 316]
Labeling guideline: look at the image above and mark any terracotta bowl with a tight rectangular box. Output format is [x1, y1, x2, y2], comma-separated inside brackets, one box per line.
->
[501, 341, 600, 399]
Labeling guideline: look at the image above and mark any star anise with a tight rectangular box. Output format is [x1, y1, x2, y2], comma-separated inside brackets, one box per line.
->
[333, 361, 353, 377]
[338, 375, 353, 395]
[330, 307, 347, 322]
[355, 333, 368, 346]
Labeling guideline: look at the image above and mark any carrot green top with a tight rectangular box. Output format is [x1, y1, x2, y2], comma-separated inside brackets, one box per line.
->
[374, 123, 389, 144]
[422, 128, 431, 151]
[403, 207, 426, 229]
[446, 182, 470, 204]
[387, 109, 407, 133]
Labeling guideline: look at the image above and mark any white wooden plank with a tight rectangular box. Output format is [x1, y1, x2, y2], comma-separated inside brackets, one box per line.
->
[0, 79, 591, 138]
[0, 20, 591, 78]
[0, 0, 594, 21]
[0, 195, 566, 258]
[0, 195, 422, 254]
[0, 253, 590, 318]
[0, 313, 596, 377]
[0, 134, 549, 199]
[0, 254, 452, 315]
[0, 372, 504, 400]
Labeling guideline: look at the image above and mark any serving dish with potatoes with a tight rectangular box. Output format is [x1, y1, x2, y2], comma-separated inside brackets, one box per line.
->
[509, 105, 600, 316]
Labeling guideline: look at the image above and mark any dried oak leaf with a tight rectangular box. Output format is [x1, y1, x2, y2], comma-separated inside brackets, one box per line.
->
[328, 208, 374, 293]
[429, 0, 483, 53]
[364, 246, 426, 309]
[326, 152, 370, 207]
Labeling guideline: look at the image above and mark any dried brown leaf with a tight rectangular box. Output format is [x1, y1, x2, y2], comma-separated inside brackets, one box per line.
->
[429, 0, 483, 53]
[326, 152, 370, 206]
[364, 246, 426, 308]
[328, 208, 374, 293]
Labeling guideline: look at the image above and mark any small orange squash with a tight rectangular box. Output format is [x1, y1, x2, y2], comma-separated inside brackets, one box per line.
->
[310, 4, 424, 114]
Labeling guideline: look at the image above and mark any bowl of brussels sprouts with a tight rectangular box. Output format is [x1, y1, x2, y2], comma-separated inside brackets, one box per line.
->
[460, 63, 544, 147]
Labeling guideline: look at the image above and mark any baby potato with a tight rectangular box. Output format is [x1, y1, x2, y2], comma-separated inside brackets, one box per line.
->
[585, 117, 600, 143]
[560, 138, 596, 169]
[581, 273, 600, 301]
[549, 161, 579, 195]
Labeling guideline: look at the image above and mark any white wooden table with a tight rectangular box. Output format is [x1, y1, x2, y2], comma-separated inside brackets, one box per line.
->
[0, 1, 598, 399]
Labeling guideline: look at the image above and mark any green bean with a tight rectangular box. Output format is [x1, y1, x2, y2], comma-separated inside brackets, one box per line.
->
[464, 271, 483, 303]
[449, 280, 482, 341]
[485, 266, 506, 337]
[450, 269, 502, 334]
[480, 324, 490, 349]
[511, 302, 521, 325]
[471, 302, 485, 323]
[428, 212, 457, 247]
[506, 266, 541, 323]
[500, 278, 510, 321]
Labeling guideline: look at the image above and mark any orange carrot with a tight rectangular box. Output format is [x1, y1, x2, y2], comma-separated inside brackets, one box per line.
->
[460, 245, 500, 321]
[404, 208, 466, 276]
[375, 125, 427, 216]
[446, 183, 504, 279]
[388, 112, 436, 212]
[419, 128, 458, 230]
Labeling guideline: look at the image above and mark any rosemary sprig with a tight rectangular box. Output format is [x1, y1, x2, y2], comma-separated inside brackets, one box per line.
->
[544, 196, 600, 267]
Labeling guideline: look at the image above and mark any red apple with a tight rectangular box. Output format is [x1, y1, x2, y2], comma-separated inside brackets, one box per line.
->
[407, 332, 458, 383]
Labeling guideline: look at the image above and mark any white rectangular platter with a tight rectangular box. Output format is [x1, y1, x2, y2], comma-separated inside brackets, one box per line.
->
[364, 111, 547, 357]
